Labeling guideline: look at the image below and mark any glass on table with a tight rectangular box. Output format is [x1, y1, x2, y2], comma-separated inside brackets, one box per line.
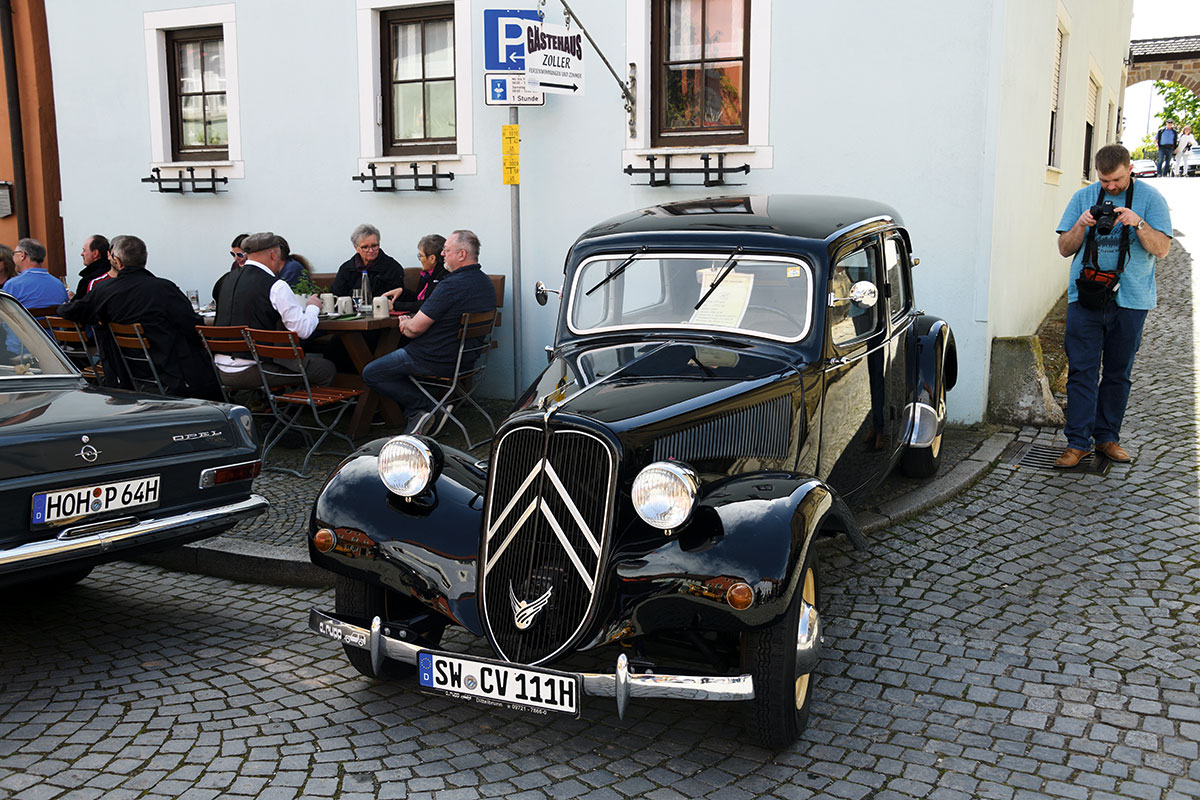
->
[186, 288, 201, 309]
[351, 289, 363, 314]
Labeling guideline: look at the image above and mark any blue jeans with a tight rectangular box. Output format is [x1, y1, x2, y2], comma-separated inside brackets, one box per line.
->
[1063, 301, 1147, 450]
[1156, 148, 1174, 176]
[362, 348, 434, 419]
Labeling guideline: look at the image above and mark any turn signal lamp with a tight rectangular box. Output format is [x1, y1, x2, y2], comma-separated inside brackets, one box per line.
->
[313, 527, 336, 553]
[726, 582, 754, 610]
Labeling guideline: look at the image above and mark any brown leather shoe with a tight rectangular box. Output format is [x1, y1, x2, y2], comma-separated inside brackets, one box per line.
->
[1095, 441, 1132, 462]
[1054, 447, 1089, 468]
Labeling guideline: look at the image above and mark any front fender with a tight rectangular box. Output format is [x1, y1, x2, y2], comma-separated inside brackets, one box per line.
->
[584, 473, 861, 648]
[308, 439, 487, 635]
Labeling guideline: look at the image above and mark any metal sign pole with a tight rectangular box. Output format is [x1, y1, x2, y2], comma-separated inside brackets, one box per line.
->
[509, 105, 523, 393]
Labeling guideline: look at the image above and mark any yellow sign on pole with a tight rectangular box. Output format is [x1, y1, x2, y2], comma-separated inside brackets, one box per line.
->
[503, 154, 520, 185]
[502, 124, 520, 184]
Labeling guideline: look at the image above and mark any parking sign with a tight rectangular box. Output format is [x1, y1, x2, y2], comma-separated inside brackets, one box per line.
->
[483, 9, 542, 71]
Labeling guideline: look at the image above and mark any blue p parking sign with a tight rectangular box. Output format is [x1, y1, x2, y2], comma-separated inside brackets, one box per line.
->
[491, 78, 508, 101]
[483, 8, 541, 71]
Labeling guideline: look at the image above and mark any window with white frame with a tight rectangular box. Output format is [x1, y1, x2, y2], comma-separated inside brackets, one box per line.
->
[1083, 76, 1099, 181]
[1048, 25, 1065, 168]
[144, 5, 242, 174]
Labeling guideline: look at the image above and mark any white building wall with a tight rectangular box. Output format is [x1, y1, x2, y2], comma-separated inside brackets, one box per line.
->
[46, 0, 1133, 422]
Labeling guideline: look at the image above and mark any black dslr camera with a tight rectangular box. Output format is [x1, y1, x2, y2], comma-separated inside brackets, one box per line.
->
[1089, 200, 1118, 236]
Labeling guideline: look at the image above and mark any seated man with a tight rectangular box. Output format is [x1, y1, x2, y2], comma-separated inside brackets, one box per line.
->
[363, 229, 496, 432]
[213, 231, 335, 389]
[5, 238, 68, 311]
[57, 235, 221, 399]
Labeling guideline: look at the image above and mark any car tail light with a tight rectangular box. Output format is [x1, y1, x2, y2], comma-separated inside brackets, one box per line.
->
[198, 460, 262, 489]
[313, 528, 336, 553]
[726, 582, 755, 610]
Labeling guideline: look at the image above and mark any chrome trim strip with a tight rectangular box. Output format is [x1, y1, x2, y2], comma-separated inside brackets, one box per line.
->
[902, 401, 942, 448]
[310, 610, 757, 705]
[0, 495, 269, 569]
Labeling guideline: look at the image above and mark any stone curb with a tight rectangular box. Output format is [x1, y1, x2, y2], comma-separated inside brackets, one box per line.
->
[854, 430, 1016, 535]
[139, 430, 1016, 588]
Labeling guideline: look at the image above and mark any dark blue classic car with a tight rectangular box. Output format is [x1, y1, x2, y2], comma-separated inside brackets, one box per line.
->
[307, 195, 957, 747]
[0, 293, 267, 589]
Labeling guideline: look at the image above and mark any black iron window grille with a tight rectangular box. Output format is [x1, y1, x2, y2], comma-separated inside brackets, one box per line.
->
[623, 152, 749, 187]
[140, 166, 228, 194]
[352, 162, 455, 192]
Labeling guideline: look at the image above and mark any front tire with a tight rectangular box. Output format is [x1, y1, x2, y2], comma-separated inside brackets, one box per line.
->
[741, 544, 820, 748]
[901, 370, 946, 479]
[335, 575, 440, 679]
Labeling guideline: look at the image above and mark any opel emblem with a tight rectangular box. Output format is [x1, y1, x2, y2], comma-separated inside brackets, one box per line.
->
[74, 435, 101, 463]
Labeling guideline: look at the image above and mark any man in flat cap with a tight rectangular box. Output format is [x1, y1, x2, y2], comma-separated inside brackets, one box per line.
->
[213, 231, 335, 389]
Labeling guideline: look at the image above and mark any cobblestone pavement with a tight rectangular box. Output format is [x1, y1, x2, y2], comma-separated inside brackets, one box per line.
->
[2, 182, 1199, 799]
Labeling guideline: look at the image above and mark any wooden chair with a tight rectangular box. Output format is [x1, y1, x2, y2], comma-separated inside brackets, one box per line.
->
[25, 305, 60, 329]
[410, 309, 499, 449]
[106, 321, 166, 394]
[43, 316, 103, 384]
[242, 328, 365, 477]
[195, 324, 252, 404]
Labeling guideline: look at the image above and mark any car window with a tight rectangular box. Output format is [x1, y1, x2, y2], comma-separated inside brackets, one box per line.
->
[0, 295, 75, 378]
[829, 243, 881, 346]
[883, 236, 910, 322]
[568, 253, 813, 342]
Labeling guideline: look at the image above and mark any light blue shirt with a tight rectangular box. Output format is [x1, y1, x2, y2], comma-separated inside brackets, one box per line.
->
[1057, 177, 1171, 310]
[4, 267, 68, 310]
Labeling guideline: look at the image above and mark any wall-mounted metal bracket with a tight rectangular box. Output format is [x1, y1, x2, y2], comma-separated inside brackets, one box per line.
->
[352, 162, 455, 192]
[140, 166, 228, 194]
[623, 153, 750, 187]
[544, 0, 638, 139]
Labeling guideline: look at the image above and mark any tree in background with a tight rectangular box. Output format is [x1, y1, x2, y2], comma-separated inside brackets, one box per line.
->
[1153, 80, 1199, 131]
[1131, 133, 1157, 161]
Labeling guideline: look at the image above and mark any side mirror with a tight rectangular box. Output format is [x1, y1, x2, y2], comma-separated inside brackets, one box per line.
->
[849, 281, 879, 309]
[534, 281, 562, 306]
[911, 256, 920, 267]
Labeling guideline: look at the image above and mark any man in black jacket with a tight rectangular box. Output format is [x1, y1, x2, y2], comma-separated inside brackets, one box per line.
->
[73, 235, 110, 299]
[58, 235, 221, 400]
[329, 223, 406, 298]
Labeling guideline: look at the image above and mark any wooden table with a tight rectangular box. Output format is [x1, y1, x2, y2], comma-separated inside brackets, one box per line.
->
[316, 314, 404, 439]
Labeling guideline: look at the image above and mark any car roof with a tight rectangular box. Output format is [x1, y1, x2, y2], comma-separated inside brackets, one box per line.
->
[575, 194, 905, 245]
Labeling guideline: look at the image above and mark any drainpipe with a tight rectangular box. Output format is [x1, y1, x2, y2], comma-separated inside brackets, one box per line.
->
[0, 0, 29, 239]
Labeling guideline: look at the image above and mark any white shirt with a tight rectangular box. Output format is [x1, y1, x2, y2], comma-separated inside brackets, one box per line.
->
[216, 261, 319, 371]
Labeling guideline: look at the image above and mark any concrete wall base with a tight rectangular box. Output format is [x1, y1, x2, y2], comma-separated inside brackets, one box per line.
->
[987, 336, 1065, 426]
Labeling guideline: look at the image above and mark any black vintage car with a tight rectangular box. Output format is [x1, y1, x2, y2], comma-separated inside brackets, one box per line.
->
[0, 293, 267, 589]
[307, 195, 957, 747]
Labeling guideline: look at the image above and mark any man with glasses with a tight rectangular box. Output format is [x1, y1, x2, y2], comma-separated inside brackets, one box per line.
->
[4, 238, 68, 311]
[362, 229, 496, 434]
[329, 223, 406, 298]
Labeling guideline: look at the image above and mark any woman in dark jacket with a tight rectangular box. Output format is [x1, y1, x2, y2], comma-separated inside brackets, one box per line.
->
[329, 223, 406, 298]
[383, 233, 448, 313]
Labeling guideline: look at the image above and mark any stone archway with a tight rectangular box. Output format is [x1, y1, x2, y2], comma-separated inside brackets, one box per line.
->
[1128, 36, 1200, 96]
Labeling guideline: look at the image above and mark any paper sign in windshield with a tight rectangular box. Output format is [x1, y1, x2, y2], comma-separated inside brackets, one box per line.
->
[689, 269, 753, 328]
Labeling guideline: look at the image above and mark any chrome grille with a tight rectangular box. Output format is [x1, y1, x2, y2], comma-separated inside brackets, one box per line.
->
[653, 395, 791, 462]
[481, 425, 616, 665]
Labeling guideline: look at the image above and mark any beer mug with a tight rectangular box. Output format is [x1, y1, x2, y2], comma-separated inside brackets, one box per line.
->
[336, 296, 354, 315]
[320, 293, 335, 314]
[372, 296, 389, 319]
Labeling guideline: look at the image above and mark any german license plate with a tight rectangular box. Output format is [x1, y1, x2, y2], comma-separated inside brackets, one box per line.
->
[418, 651, 581, 717]
[31, 476, 161, 527]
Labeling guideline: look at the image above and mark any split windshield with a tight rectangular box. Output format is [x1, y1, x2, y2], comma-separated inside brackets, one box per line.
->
[568, 253, 813, 342]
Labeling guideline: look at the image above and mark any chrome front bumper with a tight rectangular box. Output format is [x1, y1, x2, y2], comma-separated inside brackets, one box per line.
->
[310, 608, 757, 716]
[0, 494, 269, 571]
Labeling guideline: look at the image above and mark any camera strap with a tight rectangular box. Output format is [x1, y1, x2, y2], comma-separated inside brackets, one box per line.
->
[1083, 180, 1135, 276]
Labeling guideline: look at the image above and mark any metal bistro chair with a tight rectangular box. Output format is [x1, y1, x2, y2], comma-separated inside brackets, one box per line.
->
[43, 316, 103, 384]
[195, 324, 250, 404]
[410, 309, 499, 450]
[242, 327, 364, 478]
[106, 321, 167, 394]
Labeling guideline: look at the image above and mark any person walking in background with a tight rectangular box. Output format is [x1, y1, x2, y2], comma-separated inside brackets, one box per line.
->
[1155, 120, 1178, 177]
[1174, 124, 1196, 177]
[381, 233, 448, 314]
[5, 238, 67, 311]
[74, 235, 110, 299]
[1053, 144, 1171, 468]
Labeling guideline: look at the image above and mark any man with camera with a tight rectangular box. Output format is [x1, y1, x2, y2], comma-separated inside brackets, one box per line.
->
[1053, 144, 1171, 468]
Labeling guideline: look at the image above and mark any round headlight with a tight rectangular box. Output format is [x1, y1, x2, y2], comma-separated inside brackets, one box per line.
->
[378, 436, 440, 496]
[632, 462, 700, 531]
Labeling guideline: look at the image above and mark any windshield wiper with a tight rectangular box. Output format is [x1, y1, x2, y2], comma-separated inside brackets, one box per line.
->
[585, 246, 648, 297]
[693, 247, 744, 310]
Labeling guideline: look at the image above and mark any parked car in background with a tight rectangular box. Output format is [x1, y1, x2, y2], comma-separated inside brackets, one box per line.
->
[1132, 159, 1158, 178]
[1176, 148, 1198, 177]
[307, 195, 958, 747]
[0, 293, 267, 589]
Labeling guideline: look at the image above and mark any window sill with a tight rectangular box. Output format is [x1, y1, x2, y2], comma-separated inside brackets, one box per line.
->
[359, 154, 477, 176]
[151, 160, 244, 180]
[1044, 166, 1062, 186]
[623, 144, 773, 170]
